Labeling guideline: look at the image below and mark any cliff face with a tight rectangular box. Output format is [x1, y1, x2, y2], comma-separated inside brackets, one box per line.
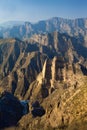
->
[0, 30, 87, 130]
[0, 51, 47, 99]
[15, 56, 87, 130]
[0, 31, 87, 99]
[24, 55, 84, 101]
[30, 32, 87, 61]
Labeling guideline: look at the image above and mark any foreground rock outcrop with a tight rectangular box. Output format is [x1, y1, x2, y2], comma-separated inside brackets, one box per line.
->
[13, 77, 87, 130]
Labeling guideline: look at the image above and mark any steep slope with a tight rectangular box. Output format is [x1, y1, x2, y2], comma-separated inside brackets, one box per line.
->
[0, 31, 87, 130]
[17, 86, 87, 130]
[0, 31, 87, 99]
[14, 57, 87, 130]
[0, 38, 49, 99]
[24, 55, 85, 101]
[30, 32, 87, 63]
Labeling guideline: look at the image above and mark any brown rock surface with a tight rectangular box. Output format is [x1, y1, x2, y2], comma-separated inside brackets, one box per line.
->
[0, 31, 87, 130]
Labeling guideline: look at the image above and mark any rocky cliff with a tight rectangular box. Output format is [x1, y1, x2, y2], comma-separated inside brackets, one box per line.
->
[14, 56, 87, 130]
[0, 30, 87, 129]
[0, 32, 87, 99]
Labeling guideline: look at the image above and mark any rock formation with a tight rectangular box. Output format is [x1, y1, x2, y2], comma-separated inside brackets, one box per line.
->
[14, 59, 87, 130]
[0, 28, 87, 130]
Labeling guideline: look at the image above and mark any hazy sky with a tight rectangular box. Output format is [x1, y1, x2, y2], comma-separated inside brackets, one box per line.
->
[0, 0, 87, 23]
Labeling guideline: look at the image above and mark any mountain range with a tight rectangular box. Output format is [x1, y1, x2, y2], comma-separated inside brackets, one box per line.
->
[0, 17, 87, 130]
[0, 17, 87, 42]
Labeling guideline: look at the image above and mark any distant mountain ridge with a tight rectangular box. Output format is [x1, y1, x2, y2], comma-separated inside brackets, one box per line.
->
[0, 17, 87, 40]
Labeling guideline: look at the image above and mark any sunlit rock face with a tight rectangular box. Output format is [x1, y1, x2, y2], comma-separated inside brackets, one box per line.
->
[15, 59, 87, 130]
[0, 31, 87, 100]
[24, 54, 86, 103]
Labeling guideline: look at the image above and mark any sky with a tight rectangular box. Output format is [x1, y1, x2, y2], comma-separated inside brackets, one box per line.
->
[0, 0, 87, 23]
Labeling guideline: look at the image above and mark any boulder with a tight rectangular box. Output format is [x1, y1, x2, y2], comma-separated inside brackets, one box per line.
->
[31, 107, 45, 117]
[31, 101, 45, 117]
